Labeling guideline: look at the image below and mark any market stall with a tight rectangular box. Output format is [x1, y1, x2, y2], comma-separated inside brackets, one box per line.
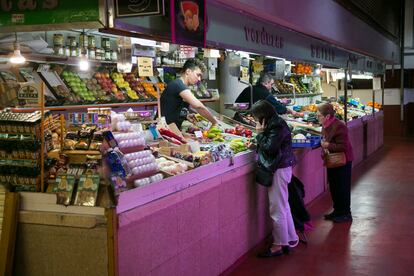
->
[0, 1, 387, 275]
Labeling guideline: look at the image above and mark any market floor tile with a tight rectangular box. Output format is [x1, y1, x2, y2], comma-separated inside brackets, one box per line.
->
[224, 137, 414, 276]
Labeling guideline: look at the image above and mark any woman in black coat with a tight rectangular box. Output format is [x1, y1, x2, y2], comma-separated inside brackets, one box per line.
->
[252, 100, 299, 257]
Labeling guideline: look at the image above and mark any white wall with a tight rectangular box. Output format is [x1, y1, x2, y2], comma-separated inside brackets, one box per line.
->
[321, 83, 401, 105]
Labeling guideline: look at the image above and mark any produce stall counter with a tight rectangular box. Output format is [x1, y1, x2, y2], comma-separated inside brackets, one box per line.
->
[116, 146, 327, 275]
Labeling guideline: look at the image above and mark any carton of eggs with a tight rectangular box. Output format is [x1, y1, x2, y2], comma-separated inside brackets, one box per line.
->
[134, 177, 151, 187]
[150, 173, 164, 183]
[156, 158, 189, 175]
[115, 121, 131, 132]
[133, 173, 164, 187]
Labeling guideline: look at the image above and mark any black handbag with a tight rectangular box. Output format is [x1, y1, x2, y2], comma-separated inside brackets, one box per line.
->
[256, 163, 274, 187]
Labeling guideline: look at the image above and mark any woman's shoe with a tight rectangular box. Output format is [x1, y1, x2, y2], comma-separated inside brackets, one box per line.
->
[324, 212, 337, 220]
[257, 248, 284, 258]
[332, 214, 353, 223]
[282, 246, 290, 254]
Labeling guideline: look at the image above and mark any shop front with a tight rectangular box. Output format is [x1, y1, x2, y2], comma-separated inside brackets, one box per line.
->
[0, 1, 386, 275]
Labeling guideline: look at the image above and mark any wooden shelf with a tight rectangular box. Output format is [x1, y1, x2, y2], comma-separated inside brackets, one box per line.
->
[275, 93, 323, 98]
[6, 53, 118, 67]
[12, 98, 218, 112]
[11, 101, 158, 112]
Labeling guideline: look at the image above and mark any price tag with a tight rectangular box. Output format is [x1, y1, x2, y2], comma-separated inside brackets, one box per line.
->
[137, 57, 154, 77]
[194, 131, 203, 138]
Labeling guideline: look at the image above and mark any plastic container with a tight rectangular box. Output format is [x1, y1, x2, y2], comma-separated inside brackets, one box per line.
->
[292, 136, 321, 148]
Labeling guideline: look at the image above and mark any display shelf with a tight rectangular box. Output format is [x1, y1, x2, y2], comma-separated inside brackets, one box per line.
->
[0, 53, 117, 67]
[11, 98, 218, 112]
[62, 150, 101, 155]
[156, 64, 184, 68]
[274, 92, 323, 98]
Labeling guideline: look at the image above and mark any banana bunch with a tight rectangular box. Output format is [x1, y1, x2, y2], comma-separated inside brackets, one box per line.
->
[207, 126, 223, 139]
[229, 138, 247, 154]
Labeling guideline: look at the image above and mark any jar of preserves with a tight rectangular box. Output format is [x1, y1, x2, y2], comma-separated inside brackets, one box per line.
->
[102, 37, 111, 50]
[88, 48, 96, 60]
[67, 36, 77, 47]
[111, 50, 118, 61]
[79, 33, 88, 48]
[88, 35, 96, 48]
[53, 34, 64, 46]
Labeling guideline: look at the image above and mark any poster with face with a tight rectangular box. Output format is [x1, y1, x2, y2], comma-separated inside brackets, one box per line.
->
[171, 0, 206, 47]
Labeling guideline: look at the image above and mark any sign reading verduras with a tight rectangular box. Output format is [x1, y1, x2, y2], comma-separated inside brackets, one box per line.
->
[0, 0, 104, 31]
[114, 0, 165, 17]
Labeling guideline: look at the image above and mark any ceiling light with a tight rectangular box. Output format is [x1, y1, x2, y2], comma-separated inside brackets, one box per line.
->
[9, 33, 25, 64]
[79, 54, 89, 71]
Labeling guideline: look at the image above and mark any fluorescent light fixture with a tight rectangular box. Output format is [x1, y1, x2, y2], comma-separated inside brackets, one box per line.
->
[131, 37, 162, 48]
[79, 54, 89, 71]
[265, 55, 284, 60]
[331, 72, 373, 81]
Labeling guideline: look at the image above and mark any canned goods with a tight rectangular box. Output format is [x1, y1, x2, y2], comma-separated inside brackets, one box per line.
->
[102, 37, 111, 50]
[53, 34, 64, 46]
[67, 36, 77, 47]
[88, 35, 96, 48]
[79, 33, 88, 48]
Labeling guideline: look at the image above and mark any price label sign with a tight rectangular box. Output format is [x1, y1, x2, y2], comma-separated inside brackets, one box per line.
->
[138, 57, 154, 77]
[18, 82, 40, 100]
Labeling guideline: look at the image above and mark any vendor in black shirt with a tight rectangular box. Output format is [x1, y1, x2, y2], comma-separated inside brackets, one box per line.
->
[235, 73, 292, 115]
[160, 59, 218, 129]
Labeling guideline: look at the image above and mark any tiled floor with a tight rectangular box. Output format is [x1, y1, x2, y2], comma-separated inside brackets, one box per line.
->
[226, 137, 414, 276]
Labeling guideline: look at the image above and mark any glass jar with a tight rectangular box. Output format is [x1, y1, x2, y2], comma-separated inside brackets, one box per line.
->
[105, 50, 111, 61]
[102, 37, 111, 50]
[88, 35, 96, 48]
[79, 33, 88, 48]
[53, 34, 64, 47]
[111, 50, 117, 61]
[65, 46, 70, 57]
[88, 48, 96, 60]
[67, 36, 77, 48]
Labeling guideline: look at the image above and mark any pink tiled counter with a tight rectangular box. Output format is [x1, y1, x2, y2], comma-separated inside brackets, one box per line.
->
[116, 148, 327, 275]
[347, 119, 364, 167]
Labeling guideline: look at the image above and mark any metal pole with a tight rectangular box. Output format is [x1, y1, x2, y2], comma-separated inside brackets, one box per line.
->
[344, 70, 348, 124]
[40, 82, 45, 192]
[372, 87, 375, 116]
[400, 0, 405, 122]
[382, 75, 385, 108]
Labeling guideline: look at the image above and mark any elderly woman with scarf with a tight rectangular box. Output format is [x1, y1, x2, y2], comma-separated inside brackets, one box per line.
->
[317, 103, 354, 223]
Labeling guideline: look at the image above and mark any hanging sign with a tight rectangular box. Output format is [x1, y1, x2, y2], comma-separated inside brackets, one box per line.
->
[137, 57, 154, 77]
[114, 0, 165, 17]
[0, 0, 104, 31]
[171, 0, 206, 47]
[18, 82, 41, 107]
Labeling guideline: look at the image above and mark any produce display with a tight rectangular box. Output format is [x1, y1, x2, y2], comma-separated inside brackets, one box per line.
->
[292, 63, 314, 75]
[224, 124, 253, 138]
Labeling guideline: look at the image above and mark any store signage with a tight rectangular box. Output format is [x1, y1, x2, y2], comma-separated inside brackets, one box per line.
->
[244, 26, 284, 49]
[17, 82, 41, 107]
[310, 44, 335, 62]
[0, 0, 102, 30]
[171, 0, 206, 47]
[137, 57, 154, 77]
[114, 0, 165, 17]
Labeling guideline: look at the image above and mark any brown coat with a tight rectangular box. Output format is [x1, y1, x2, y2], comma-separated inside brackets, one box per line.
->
[322, 118, 354, 162]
